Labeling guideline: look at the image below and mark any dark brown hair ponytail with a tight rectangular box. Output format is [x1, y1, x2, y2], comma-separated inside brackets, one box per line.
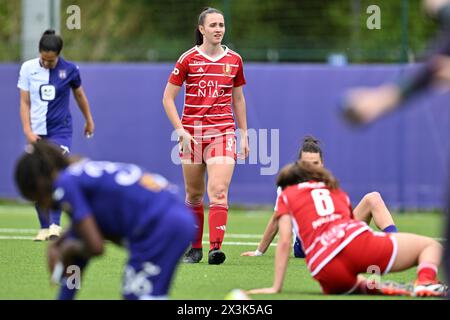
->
[276, 162, 339, 190]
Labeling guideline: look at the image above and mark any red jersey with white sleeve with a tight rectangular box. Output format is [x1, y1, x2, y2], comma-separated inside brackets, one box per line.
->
[275, 181, 370, 277]
[168, 46, 246, 140]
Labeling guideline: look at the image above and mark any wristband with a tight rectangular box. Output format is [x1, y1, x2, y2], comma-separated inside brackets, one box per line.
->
[51, 261, 64, 285]
[254, 249, 263, 256]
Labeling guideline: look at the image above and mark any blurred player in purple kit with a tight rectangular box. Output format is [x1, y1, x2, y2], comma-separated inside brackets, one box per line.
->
[342, 0, 450, 124]
[18, 29, 95, 241]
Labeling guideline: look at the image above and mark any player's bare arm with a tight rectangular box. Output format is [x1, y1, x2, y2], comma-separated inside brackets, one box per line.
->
[241, 211, 279, 256]
[232, 86, 249, 159]
[72, 86, 95, 137]
[342, 0, 450, 125]
[343, 84, 402, 124]
[162, 82, 198, 153]
[247, 214, 292, 295]
[74, 215, 104, 257]
[19, 89, 40, 144]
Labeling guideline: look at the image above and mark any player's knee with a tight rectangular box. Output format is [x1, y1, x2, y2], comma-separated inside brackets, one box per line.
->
[208, 184, 228, 204]
[428, 237, 443, 251]
[416, 236, 443, 255]
[365, 192, 383, 208]
[185, 188, 204, 204]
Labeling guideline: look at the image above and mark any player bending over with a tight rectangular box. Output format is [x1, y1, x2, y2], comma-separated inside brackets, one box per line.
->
[14, 141, 195, 300]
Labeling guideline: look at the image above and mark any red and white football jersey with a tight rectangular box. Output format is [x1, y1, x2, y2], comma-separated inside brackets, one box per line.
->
[276, 181, 370, 277]
[168, 46, 246, 140]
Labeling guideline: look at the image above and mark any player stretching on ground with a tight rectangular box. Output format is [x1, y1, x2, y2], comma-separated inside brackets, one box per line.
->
[241, 136, 397, 258]
[163, 7, 249, 264]
[17, 29, 95, 241]
[14, 141, 195, 300]
[248, 162, 447, 297]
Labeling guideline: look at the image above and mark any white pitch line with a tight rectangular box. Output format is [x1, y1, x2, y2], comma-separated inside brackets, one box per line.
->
[0, 229, 268, 238]
[206, 234, 266, 239]
[202, 241, 275, 247]
[0, 235, 445, 245]
[0, 229, 446, 243]
[0, 235, 273, 246]
[0, 228, 37, 234]
[0, 236, 34, 240]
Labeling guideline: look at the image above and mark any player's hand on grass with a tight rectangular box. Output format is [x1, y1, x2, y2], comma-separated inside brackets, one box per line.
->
[342, 84, 401, 124]
[240, 251, 257, 256]
[241, 249, 263, 256]
[246, 287, 279, 295]
[177, 128, 198, 154]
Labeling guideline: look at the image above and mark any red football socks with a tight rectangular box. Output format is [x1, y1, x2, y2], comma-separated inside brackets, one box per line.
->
[186, 200, 204, 249]
[209, 204, 228, 250]
[417, 262, 438, 283]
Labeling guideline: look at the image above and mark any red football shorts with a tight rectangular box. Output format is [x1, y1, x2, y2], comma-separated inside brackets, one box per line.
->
[179, 134, 237, 164]
[313, 230, 397, 295]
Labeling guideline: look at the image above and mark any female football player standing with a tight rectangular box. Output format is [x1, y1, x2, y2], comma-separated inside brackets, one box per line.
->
[163, 7, 249, 265]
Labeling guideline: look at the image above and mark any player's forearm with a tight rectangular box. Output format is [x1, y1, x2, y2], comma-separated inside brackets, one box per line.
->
[272, 238, 290, 292]
[398, 14, 450, 101]
[397, 65, 436, 101]
[74, 92, 94, 123]
[162, 98, 184, 131]
[258, 214, 279, 253]
[232, 99, 248, 133]
[20, 101, 33, 135]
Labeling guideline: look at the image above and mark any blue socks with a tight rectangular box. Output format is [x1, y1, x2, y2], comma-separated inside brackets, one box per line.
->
[35, 204, 61, 228]
[49, 209, 62, 226]
[57, 258, 88, 300]
[35, 204, 50, 229]
[383, 225, 398, 233]
[58, 280, 78, 300]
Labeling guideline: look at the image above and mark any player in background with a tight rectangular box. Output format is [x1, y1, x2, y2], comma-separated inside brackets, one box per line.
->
[248, 162, 448, 297]
[341, 0, 450, 298]
[162, 7, 249, 265]
[241, 136, 397, 258]
[18, 29, 95, 241]
[342, 0, 450, 124]
[14, 141, 195, 300]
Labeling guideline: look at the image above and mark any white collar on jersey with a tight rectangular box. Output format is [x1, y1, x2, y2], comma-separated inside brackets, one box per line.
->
[195, 45, 229, 62]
